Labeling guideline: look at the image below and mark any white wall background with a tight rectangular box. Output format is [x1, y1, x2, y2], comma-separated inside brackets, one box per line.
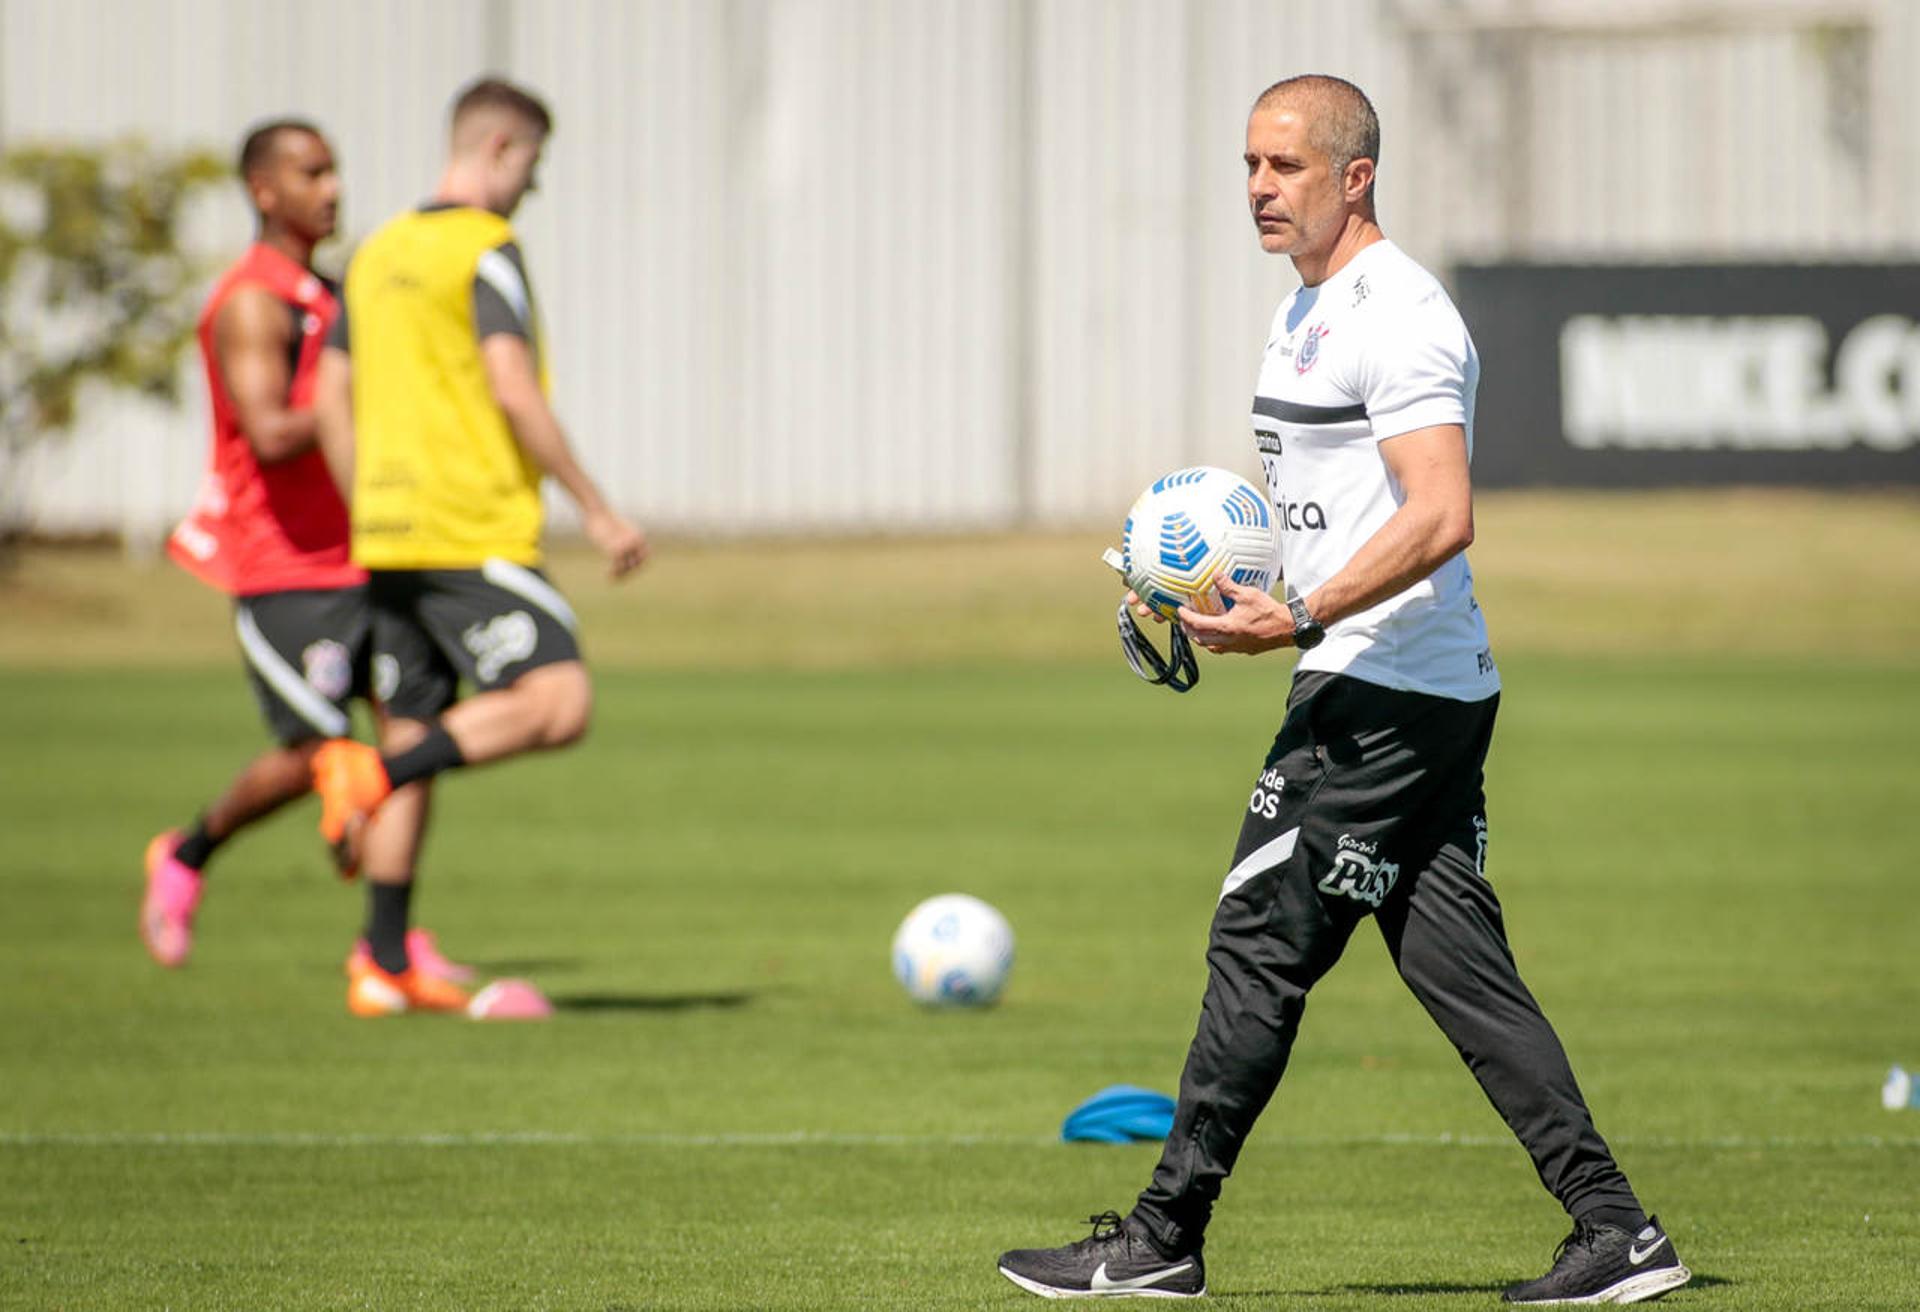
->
[5, 0, 1916, 541]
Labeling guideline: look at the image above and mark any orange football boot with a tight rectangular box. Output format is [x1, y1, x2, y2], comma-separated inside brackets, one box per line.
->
[346, 955, 472, 1017]
[344, 928, 476, 985]
[311, 739, 391, 878]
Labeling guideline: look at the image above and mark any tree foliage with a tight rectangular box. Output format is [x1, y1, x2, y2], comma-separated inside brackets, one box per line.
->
[0, 140, 226, 449]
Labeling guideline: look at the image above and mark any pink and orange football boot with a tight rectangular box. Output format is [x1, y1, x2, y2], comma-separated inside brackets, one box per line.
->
[140, 830, 205, 968]
[346, 954, 472, 1018]
[344, 928, 476, 986]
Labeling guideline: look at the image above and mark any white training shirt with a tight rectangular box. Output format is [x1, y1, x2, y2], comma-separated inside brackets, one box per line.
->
[1251, 239, 1499, 702]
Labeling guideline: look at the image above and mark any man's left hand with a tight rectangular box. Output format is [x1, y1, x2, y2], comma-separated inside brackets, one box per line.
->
[585, 507, 650, 579]
[1177, 578, 1294, 654]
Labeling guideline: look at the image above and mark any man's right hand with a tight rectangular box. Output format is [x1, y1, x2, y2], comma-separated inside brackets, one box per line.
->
[585, 507, 649, 579]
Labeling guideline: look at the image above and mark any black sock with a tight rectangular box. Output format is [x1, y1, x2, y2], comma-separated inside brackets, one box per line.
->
[1584, 1204, 1650, 1234]
[173, 818, 222, 872]
[381, 724, 466, 790]
[365, 881, 414, 974]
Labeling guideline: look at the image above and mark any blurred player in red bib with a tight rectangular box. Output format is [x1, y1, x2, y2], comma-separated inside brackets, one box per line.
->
[143, 120, 469, 1004]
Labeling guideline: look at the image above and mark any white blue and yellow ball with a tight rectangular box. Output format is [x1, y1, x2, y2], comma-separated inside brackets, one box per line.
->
[1119, 466, 1279, 621]
[891, 893, 1015, 1008]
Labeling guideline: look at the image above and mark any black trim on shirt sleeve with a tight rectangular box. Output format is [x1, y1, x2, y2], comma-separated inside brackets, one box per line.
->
[472, 241, 534, 344]
[324, 302, 349, 354]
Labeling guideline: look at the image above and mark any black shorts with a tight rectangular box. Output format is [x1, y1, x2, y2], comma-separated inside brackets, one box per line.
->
[233, 586, 371, 746]
[1228, 670, 1498, 917]
[368, 562, 583, 721]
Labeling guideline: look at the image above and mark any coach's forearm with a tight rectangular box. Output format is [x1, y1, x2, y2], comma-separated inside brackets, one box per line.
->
[1303, 498, 1473, 625]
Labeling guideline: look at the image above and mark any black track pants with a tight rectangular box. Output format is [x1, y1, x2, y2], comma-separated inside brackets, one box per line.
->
[1132, 672, 1642, 1254]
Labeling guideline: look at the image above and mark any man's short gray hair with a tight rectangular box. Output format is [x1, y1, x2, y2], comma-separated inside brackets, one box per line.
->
[1254, 74, 1380, 189]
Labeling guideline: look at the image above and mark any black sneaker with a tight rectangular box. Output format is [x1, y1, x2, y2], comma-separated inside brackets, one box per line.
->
[998, 1210, 1206, 1299]
[1503, 1215, 1690, 1304]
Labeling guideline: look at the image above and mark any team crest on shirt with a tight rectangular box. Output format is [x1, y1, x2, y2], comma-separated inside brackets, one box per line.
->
[1295, 323, 1330, 374]
[302, 639, 353, 702]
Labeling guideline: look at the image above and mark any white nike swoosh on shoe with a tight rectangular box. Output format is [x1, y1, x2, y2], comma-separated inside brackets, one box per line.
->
[1628, 1235, 1669, 1264]
[1090, 1260, 1194, 1292]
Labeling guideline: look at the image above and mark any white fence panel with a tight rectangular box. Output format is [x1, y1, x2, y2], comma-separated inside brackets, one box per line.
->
[2, 0, 489, 546]
[6, 0, 1920, 540]
[506, 0, 736, 533]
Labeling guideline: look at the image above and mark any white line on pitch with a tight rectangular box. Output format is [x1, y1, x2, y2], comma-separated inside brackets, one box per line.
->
[0, 1131, 1054, 1149]
[1, 1131, 1914, 1150]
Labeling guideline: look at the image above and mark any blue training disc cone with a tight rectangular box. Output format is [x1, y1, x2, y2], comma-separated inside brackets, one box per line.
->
[1061, 1084, 1178, 1143]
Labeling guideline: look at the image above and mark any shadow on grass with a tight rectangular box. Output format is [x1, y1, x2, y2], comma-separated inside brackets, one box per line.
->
[1335, 1283, 1506, 1296]
[548, 990, 755, 1013]
[1239, 1271, 1730, 1300]
[1205, 1283, 1505, 1306]
[469, 958, 587, 976]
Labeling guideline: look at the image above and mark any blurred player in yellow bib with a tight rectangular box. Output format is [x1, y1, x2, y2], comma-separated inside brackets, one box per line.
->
[314, 76, 647, 1016]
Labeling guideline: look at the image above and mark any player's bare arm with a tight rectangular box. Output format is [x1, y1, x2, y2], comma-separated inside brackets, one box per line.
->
[312, 346, 353, 498]
[479, 332, 648, 578]
[1179, 423, 1474, 654]
[213, 285, 319, 464]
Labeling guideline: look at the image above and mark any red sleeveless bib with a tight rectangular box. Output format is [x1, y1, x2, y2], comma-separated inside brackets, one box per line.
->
[169, 243, 363, 595]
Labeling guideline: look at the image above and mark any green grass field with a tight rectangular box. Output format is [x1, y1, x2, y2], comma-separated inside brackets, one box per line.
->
[2, 495, 1918, 1309]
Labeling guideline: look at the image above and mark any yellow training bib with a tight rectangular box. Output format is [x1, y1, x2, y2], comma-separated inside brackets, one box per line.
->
[345, 207, 547, 569]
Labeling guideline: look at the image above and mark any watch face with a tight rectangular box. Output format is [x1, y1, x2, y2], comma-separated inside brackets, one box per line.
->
[1289, 599, 1322, 650]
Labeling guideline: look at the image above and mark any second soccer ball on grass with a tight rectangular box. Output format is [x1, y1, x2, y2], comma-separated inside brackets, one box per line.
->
[891, 894, 1015, 1008]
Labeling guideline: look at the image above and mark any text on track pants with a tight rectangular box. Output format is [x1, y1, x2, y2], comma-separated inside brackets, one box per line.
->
[1132, 671, 1643, 1253]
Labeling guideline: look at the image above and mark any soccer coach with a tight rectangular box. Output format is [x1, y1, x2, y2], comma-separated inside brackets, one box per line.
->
[998, 75, 1690, 1306]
